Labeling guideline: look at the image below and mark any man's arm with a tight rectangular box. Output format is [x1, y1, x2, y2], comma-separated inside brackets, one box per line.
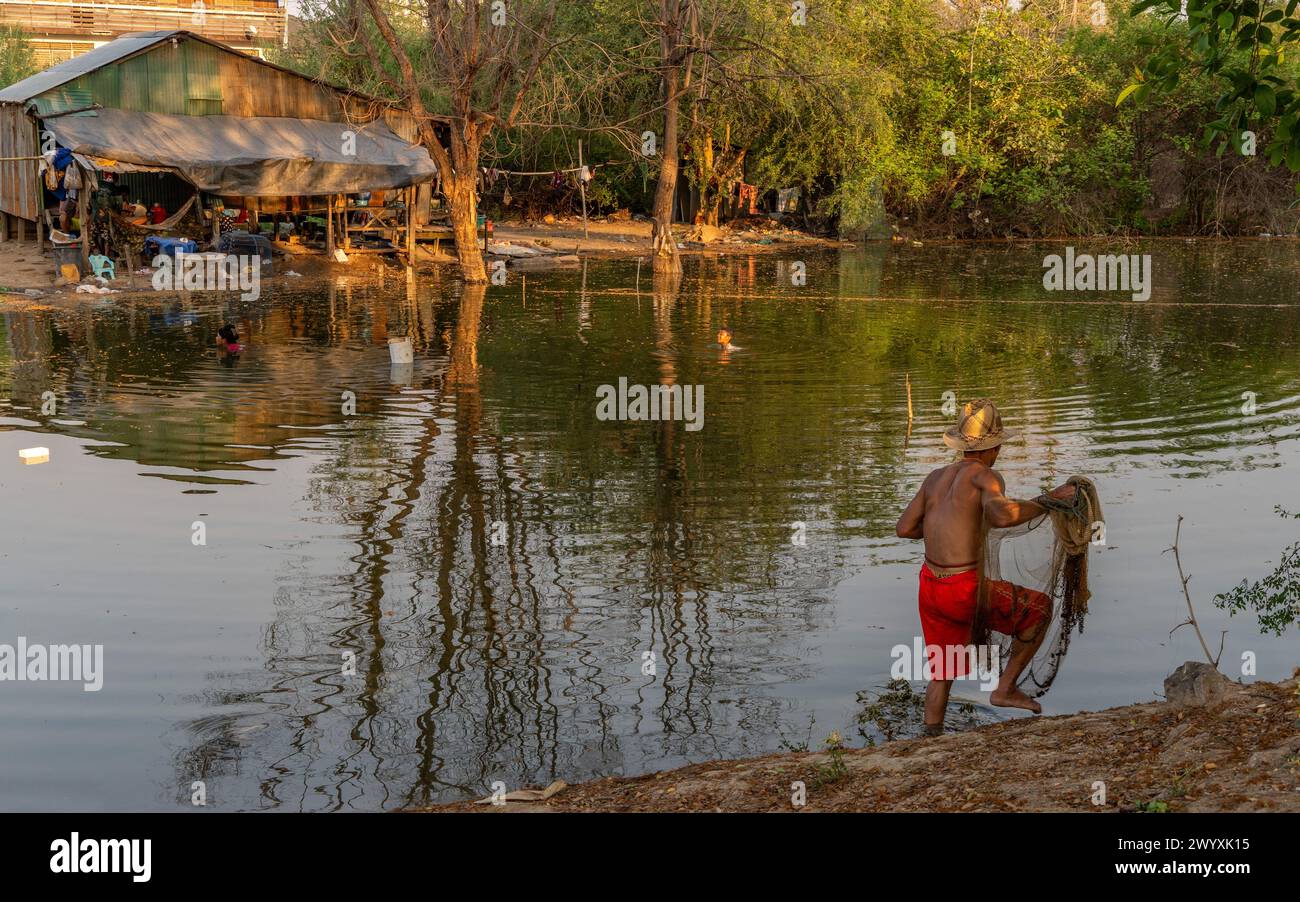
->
[978, 469, 1075, 529]
[895, 479, 927, 539]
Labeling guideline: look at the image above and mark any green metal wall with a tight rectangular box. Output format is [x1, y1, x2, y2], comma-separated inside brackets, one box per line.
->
[32, 40, 223, 117]
[28, 37, 337, 120]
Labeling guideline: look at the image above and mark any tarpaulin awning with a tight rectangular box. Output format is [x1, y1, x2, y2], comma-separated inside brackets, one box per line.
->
[44, 108, 437, 196]
[72, 153, 174, 174]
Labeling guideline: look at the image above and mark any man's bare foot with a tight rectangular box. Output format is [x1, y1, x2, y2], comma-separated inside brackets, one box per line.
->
[989, 687, 1042, 714]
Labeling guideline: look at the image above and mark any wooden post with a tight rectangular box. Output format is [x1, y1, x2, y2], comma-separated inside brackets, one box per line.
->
[578, 139, 589, 240]
[37, 209, 45, 250]
[78, 171, 90, 274]
[326, 194, 335, 256]
[415, 183, 431, 226]
[0, 211, 8, 243]
[405, 186, 415, 264]
[342, 196, 351, 251]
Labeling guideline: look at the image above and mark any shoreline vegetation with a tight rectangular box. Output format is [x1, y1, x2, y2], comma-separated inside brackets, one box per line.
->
[273, 0, 1300, 286]
[423, 666, 1300, 813]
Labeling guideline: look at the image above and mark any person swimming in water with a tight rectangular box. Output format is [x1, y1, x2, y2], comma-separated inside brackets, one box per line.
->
[217, 323, 242, 354]
[714, 327, 741, 351]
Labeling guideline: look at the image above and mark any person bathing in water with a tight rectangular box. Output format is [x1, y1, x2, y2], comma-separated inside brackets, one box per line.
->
[714, 327, 740, 351]
[216, 323, 242, 354]
[894, 398, 1076, 732]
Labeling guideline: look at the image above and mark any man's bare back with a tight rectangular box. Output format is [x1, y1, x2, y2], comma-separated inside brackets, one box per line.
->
[896, 456, 1060, 560]
[914, 459, 993, 566]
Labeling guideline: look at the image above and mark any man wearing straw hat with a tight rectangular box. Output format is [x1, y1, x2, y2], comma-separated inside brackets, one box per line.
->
[895, 398, 1076, 731]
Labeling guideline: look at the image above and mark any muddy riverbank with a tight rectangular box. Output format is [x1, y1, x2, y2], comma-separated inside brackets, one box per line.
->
[424, 667, 1300, 813]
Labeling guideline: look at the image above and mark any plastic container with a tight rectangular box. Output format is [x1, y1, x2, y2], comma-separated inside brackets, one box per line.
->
[50, 241, 82, 275]
[19, 446, 50, 465]
[388, 337, 414, 364]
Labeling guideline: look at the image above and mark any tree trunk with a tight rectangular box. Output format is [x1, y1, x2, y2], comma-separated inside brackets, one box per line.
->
[704, 194, 721, 227]
[652, 54, 682, 272]
[446, 173, 487, 283]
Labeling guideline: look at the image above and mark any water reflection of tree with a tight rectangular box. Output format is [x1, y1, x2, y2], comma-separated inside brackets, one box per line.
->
[169, 265, 836, 808]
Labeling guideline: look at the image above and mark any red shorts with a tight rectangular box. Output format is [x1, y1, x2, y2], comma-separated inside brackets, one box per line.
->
[917, 564, 1051, 680]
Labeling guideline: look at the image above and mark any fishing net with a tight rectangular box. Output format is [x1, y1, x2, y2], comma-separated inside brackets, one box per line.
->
[972, 476, 1103, 698]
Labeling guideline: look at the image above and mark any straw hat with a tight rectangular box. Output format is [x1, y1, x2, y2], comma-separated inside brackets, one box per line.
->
[943, 398, 1019, 451]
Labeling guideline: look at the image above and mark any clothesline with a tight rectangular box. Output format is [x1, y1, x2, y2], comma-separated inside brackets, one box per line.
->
[484, 159, 638, 177]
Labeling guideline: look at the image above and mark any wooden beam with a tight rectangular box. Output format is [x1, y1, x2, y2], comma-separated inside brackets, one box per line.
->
[405, 187, 415, 264]
[78, 172, 89, 273]
[326, 194, 334, 256]
[0, 211, 8, 243]
[578, 139, 589, 240]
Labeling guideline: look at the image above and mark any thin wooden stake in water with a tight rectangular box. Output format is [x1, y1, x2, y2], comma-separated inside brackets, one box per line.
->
[521, 273, 526, 307]
[636, 258, 641, 296]
[903, 372, 914, 451]
[578, 139, 589, 240]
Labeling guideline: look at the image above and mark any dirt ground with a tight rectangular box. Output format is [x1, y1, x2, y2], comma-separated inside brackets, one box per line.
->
[0, 216, 842, 308]
[0, 240, 356, 311]
[0, 241, 62, 292]
[491, 215, 845, 258]
[424, 672, 1300, 813]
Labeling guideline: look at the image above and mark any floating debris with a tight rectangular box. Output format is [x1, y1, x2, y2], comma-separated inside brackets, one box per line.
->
[474, 780, 568, 805]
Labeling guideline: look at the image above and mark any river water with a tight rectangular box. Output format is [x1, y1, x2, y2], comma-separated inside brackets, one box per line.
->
[1, 241, 1298, 810]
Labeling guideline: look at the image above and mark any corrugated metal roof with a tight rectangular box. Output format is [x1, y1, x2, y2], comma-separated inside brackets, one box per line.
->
[0, 32, 182, 104]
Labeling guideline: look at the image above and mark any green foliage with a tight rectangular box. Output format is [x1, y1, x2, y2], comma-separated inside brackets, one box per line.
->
[1213, 506, 1300, 635]
[1128, 0, 1300, 169]
[879, 3, 1191, 235]
[1135, 798, 1171, 812]
[0, 25, 36, 89]
[810, 730, 850, 787]
[280, 1, 1297, 234]
[857, 677, 926, 742]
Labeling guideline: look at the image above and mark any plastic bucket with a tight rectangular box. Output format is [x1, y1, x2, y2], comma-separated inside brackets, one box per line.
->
[388, 337, 414, 364]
